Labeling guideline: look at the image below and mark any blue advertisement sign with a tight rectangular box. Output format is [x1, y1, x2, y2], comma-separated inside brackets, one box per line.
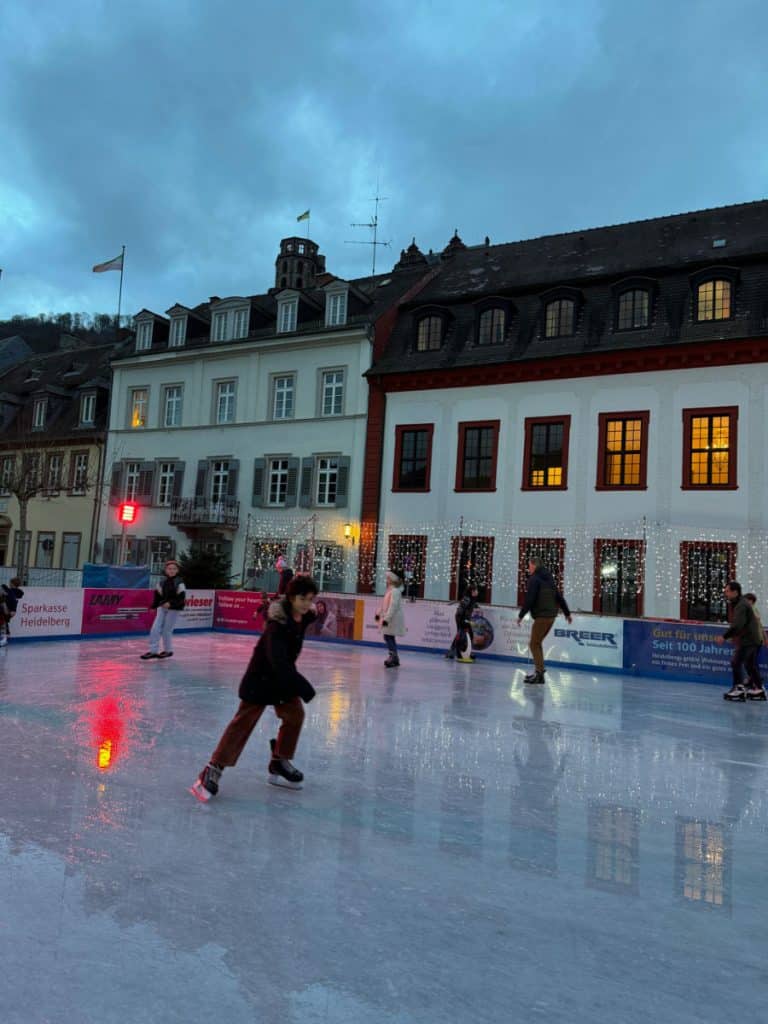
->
[623, 619, 766, 685]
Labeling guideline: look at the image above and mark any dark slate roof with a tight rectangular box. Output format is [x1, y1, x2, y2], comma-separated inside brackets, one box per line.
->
[371, 199, 768, 375]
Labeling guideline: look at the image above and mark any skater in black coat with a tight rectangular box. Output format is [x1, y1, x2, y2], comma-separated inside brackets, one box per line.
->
[445, 584, 479, 661]
[192, 576, 318, 800]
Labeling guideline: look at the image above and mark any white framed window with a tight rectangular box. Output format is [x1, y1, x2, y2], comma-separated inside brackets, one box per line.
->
[163, 385, 183, 427]
[316, 456, 339, 506]
[46, 453, 63, 491]
[0, 456, 14, 495]
[326, 291, 348, 327]
[213, 311, 228, 341]
[72, 452, 89, 494]
[169, 317, 187, 347]
[216, 380, 236, 424]
[232, 308, 249, 339]
[321, 369, 344, 416]
[211, 460, 230, 503]
[268, 458, 289, 506]
[61, 532, 81, 570]
[36, 531, 55, 569]
[124, 461, 141, 501]
[129, 388, 148, 428]
[149, 536, 174, 573]
[79, 392, 96, 426]
[13, 531, 31, 568]
[136, 321, 153, 351]
[157, 462, 176, 507]
[32, 398, 47, 430]
[278, 299, 298, 333]
[272, 375, 295, 420]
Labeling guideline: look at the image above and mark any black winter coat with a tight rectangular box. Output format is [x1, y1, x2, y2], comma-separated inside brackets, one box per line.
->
[239, 600, 317, 706]
[151, 576, 186, 611]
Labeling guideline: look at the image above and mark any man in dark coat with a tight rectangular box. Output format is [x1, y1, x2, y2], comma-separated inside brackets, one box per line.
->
[717, 580, 766, 701]
[191, 576, 318, 800]
[517, 557, 572, 685]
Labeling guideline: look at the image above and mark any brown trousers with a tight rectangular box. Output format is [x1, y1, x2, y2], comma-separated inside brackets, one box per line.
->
[211, 697, 305, 767]
[529, 617, 556, 673]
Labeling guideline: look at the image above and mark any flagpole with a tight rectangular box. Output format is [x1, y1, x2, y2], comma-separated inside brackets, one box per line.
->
[116, 245, 126, 331]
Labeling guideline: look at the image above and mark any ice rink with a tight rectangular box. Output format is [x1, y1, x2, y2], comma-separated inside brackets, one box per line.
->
[2, 632, 767, 1023]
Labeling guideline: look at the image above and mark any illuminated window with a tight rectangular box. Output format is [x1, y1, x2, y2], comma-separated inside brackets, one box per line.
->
[478, 308, 506, 345]
[696, 279, 732, 321]
[522, 417, 570, 489]
[680, 540, 736, 621]
[544, 299, 575, 338]
[388, 534, 428, 600]
[617, 289, 650, 330]
[129, 388, 148, 429]
[517, 538, 565, 605]
[416, 316, 443, 351]
[682, 407, 737, 488]
[597, 412, 649, 488]
[594, 539, 644, 617]
[675, 817, 730, 911]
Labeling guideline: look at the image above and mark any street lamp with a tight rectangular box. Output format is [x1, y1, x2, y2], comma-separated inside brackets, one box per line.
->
[117, 502, 138, 565]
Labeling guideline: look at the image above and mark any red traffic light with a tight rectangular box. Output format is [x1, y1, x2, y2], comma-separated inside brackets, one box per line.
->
[118, 502, 138, 524]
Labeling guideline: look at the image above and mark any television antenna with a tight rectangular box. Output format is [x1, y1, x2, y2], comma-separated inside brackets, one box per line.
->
[345, 185, 391, 276]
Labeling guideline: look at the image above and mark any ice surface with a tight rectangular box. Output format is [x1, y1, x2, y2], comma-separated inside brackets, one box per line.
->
[1, 634, 767, 1023]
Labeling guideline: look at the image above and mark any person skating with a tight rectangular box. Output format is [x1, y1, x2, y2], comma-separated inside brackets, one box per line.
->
[517, 557, 572, 684]
[140, 560, 186, 660]
[445, 584, 479, 662]
[0, 577, 24, 647]
[275, 554, 294, 596]
[191, 576, 318, 801]
[716, 581, 766, 701]
[376, 569, 406, 667]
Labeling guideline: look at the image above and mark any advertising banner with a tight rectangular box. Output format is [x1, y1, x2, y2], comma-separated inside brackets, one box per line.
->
[178, 590, 215, 630]
[304, 596, 358, 642]
[213, 591, 263, 632]
[622, 619, 752, 684]
[12, 588, 84, 639]
[81, 589, 154, 636]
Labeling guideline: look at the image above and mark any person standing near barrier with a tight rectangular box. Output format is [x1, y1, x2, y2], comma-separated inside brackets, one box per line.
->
[376, 569, 406, 668]
[140, 560, 186, 660]
[517, 557, 572, 685]
[0, 578, 24, 647]
[717, 581, 765, 701]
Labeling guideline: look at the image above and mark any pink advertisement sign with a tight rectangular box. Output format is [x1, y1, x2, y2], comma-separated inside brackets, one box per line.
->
[213, 591, 264, 632]
[81, 589, 155, 636]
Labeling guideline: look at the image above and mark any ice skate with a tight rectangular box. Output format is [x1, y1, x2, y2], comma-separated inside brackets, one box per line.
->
[268, 741, 303, 789]
[724, 684, 747, 702]
[384, 656, 400, 668]
[524, 671, 546, 685]
[746, 686, 767, 701]
[157, 651, 174, 659]
[189, 763, 222, 801]
[140, 651, 159, 660]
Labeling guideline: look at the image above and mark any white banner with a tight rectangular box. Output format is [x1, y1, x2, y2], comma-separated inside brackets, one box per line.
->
[11, 587, 84, 638]
[179, 590, 215, 629]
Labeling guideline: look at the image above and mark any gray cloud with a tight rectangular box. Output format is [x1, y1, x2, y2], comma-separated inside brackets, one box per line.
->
[2, 0, 768, 318]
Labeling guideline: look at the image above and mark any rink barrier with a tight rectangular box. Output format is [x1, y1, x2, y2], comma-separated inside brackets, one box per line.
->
[4, 587, 755, 685]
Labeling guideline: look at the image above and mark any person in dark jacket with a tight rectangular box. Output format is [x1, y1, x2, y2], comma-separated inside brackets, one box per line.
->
[517, 557, 572, 684]
[717, 580, 765, 701]
[275, 554, 294, 596]
[140, 560, 186, 660]
[445, 584, 480, 662]
[0, 577, 24, 646]
[191, 575, 319, 800]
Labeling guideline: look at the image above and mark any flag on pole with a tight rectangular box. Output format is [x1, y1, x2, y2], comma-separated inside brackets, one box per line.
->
[92, 253, 124, 273]
[296, 210, 310, 222]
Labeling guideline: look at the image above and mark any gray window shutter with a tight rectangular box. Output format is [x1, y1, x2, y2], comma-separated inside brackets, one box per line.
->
[195, 459, 209, 498]
[299, 457, 314, 507]
[103, 538, 115, 563]
[172, 461, 185, 499]
[335, 455, 351, 508]
[108, 463, 123, 505]
[137, 462, 155, 505]
[285, 457, 300, 507]
[135, 538, 149, 566]
[227, 459, 240, 498]
[252, 458, 266, 507]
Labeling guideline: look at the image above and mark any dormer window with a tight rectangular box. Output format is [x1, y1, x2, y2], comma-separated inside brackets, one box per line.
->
[213, 311, 228, 341]
[696, 279, 732, 322]
[326, 290, 348, 327]
[278, 298, 298, 333]
[79, 392, 96, 426]
[544, 298, 576, 339]
[416, 315, 443, 352]
[617, 289, 650, 330]
[232, 308, 249, 339]
[32, 397, 47, 430]
[478, 308, 506, 346]
[136, 321, 153, 351]
[169, 316, 187, 348]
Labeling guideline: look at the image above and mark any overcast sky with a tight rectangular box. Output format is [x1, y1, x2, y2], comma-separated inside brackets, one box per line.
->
[2, 0, 767, 321]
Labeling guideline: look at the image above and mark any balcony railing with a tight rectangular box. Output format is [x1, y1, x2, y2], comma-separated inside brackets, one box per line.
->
[169, 497, 240, 530]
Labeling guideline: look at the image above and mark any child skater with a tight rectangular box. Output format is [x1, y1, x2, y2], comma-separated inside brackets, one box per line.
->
[445, 583, 479, 662]
[375, 569, 406, 668]
[191, 576, 318, 800]
[0, 577, 24, 647]
[140, 560, 186, 660]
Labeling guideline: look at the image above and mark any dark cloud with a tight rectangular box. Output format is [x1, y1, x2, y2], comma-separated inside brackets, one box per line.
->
[2, 0, 767, 318]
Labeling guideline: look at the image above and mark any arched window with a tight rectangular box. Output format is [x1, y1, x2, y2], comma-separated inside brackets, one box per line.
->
[696, 279, 732, 322]
[478, 308, 506, 346]
[617, 289, 650, 330]
[545, 299, 575, 339]
[416, 316, 443, 351]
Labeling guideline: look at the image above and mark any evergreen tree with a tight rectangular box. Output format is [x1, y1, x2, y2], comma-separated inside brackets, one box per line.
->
[178, 545, 232, 589]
